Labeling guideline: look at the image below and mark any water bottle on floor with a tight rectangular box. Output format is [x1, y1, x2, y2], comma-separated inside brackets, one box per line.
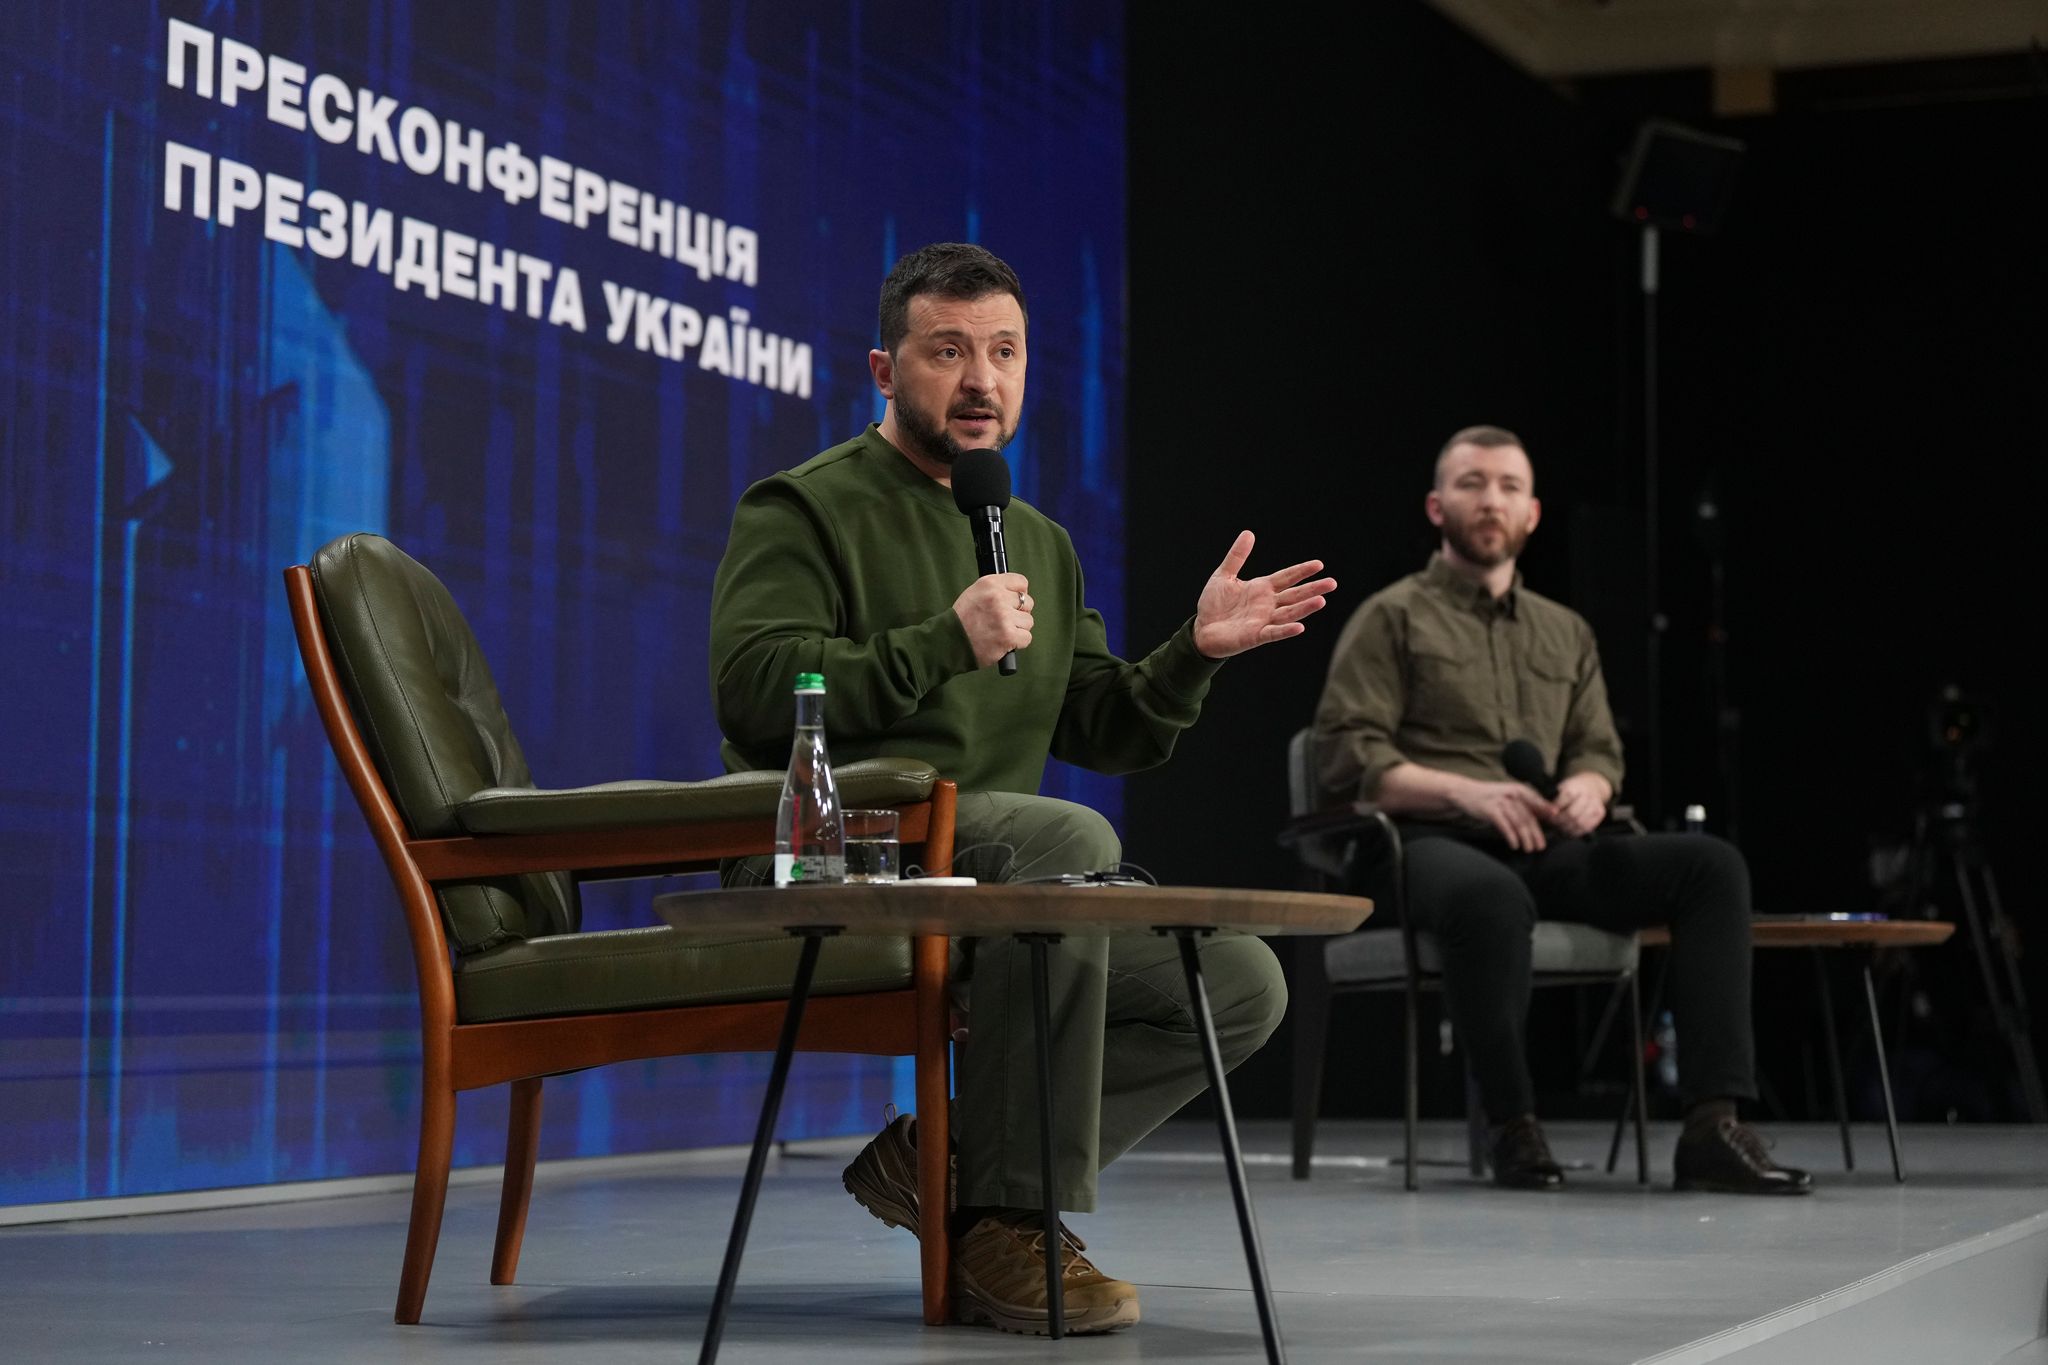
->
[1653, 806, 1707, 1087]
[1654, 1010, 1680, 1092]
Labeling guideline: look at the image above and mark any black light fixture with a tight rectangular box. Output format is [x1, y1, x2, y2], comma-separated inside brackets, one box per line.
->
[1611, 119, 1746, 235]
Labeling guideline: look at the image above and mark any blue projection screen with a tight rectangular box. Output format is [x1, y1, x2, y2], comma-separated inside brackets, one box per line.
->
[0, 3, 1125, 1205]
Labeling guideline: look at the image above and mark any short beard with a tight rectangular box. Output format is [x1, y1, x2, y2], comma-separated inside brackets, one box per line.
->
[1443, 513, 1528, 567]
[895, 397, 1013, 465]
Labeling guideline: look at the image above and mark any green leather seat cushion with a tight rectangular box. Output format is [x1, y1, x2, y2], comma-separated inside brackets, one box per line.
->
[454, 925, 913, 1024]
[454, 758, 938, 835]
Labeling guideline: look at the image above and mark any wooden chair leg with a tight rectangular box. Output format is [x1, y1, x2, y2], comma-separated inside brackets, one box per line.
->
[491, 1077, 544, 1285]
[912, 934, 953, 1326]
[397, 1082, 457, 1324]
[1291, 940, 1333, 1180]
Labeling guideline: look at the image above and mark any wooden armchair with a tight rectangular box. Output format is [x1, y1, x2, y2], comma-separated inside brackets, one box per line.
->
[286, 533, 955, 1325]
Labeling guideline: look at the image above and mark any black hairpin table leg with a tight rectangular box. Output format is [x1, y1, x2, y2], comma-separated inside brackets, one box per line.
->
[1169, 928, 1285, 1365]
[699, 927, 834, 1365]
[1018, 933, 1066, 1339]
[1862, 951, 1905, 1182]
[1811, 948, 1855, 1172]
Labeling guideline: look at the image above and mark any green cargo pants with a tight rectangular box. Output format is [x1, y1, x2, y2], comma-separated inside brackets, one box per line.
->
[944, 792, 1288, 1212]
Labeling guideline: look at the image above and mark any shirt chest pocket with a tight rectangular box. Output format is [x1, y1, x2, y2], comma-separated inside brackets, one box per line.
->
[1405, 633, 1491, 738]
[1518, 646, 1578, 750]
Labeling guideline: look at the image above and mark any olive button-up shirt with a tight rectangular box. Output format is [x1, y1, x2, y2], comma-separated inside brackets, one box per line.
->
[1312, 554, 1626, 806]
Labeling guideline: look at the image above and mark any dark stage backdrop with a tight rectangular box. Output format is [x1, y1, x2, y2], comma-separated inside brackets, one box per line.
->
[1, 3, 1126, 1206]
[1128, 3, 2044, 1123]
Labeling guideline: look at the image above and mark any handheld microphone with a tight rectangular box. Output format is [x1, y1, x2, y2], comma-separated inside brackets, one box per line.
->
[1502, 739, 1559, 800]
[950, 449, 1018, 676]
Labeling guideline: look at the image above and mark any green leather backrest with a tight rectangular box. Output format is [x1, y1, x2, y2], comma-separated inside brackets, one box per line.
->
[310, 532, 577, 953]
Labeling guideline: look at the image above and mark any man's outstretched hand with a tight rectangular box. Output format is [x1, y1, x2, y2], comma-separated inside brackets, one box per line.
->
[1191, 530, 1337, 660]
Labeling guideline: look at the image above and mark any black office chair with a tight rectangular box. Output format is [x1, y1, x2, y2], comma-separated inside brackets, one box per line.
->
[1279, 727, 1650, 1189]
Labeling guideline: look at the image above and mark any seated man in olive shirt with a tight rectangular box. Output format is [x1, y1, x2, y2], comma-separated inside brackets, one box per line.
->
[1313, 424, 1809, 1195]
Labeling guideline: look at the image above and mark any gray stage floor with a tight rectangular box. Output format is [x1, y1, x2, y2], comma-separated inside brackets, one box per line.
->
[5, 1119, 2047, 1364]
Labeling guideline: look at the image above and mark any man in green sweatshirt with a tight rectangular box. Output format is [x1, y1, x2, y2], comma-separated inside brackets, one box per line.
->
[708, 242, 1335, 1335]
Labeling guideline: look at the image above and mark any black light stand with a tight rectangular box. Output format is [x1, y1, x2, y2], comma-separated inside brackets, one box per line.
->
[1611, 120, 1745, 826]
[1913, 688, 2047, 1121]
[1695, 472, 1741, 843]
[1640, 223, 1666, 826]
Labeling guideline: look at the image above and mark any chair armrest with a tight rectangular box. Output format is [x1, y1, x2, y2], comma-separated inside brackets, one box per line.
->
[454, 757, 939, 835]
[409, 819, 770, 882]
[1599, 804, 1647, 836]
[1277, 803, 1393, 851]
[412, 757, 945, 883]
[1278, 802, 1400, 883]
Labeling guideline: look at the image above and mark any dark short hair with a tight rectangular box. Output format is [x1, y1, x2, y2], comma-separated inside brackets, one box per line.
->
[878, 243, 1028, 355]
[1434, 424, 1527, 486]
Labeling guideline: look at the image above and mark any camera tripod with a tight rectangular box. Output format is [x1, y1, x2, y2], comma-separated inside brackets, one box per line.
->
[1918, 799, 2048, 1122]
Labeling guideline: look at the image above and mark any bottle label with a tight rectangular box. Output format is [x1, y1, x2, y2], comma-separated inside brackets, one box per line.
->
[774, 853, 845, 886]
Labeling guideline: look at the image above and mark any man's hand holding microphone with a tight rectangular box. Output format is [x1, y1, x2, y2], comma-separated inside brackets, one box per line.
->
[955, 573, 1034, 669]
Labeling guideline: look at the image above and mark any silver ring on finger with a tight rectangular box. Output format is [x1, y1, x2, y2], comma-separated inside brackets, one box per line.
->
[1018, 591, 1027, 610]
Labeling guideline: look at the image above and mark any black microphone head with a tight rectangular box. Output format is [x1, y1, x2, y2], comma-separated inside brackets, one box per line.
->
[1502, 740, 1552, 791]
[950, 449, 1012, 513]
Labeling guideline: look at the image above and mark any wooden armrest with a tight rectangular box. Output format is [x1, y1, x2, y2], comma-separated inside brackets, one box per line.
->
[410, 805, 939, 883]
[454, 758, 939, 835]
[410, 820, 774, 881]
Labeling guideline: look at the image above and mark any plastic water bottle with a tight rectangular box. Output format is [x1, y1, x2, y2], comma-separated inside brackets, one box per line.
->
[1656, 806, 1705, 1088]
[1654, 1010, 1680, 1092]
[774, 672, 844, 886]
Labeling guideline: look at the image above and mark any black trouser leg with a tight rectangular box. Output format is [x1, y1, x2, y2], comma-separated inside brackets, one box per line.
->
[1401, 839, 1538, 1122]
[1531, 834, 1758, 1106]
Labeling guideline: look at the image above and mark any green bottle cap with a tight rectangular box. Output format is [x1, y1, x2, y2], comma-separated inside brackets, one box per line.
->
[793, 672, 826, 692]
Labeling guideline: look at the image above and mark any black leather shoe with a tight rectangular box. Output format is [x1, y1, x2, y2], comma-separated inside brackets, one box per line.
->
[1489, 1116, 1565, 1190]
[1673, 1117, 1814, 1195]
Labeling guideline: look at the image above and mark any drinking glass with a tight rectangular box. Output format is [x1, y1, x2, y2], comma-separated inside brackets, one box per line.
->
[842, 809, 900, 883]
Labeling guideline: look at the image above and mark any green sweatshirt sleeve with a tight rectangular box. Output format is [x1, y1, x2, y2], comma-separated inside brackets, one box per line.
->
[1049, 540, 1224, 776]
[710, 476, 979, 762]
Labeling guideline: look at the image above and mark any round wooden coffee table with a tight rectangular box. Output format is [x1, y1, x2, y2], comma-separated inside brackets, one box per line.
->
[1628, 917, 1956, 1182]
[1637, 918, 1953, 951]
